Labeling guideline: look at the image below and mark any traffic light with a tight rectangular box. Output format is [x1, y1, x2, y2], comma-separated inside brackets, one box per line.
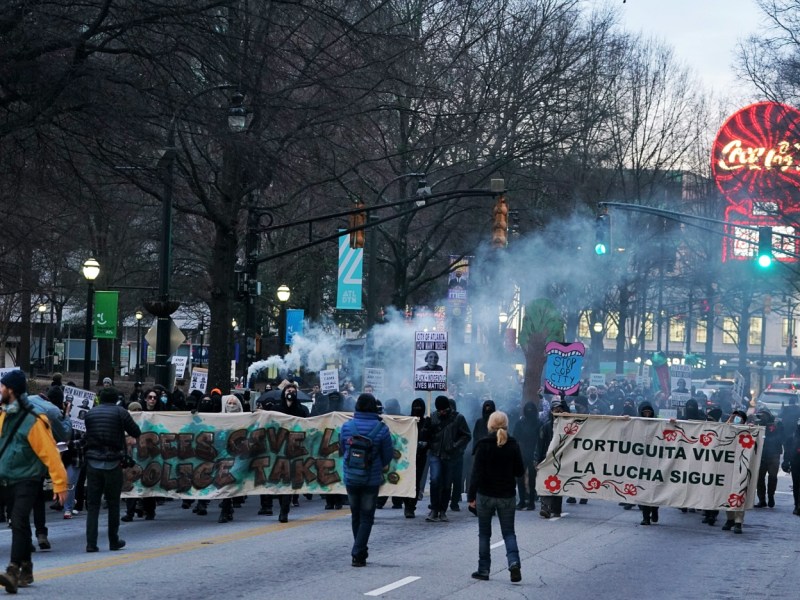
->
[757, 226, 773, 268]
[700, 298, 710, 316]
[594, 214, 610, 255]
[349, 202, 366, 249]
[491, 195, 509, 248]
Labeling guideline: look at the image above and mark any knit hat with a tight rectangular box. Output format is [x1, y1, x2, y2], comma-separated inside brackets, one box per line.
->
[0, 369, 26, 398]
[98, 387, 119, 404]
[128, 402, 143, 412]
[102, 377, 113, 385]
[434, 395, 450, 411]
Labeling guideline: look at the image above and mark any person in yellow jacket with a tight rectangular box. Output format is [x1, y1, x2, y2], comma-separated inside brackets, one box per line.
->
[0, 370, 67, 594]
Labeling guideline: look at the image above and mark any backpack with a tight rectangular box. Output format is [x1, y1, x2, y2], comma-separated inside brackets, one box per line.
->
[345, 421, 384, 485]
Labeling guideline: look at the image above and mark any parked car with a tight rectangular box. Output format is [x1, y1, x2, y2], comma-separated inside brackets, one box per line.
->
[766, 381, 800, 392]
[756, 390, 799, 415]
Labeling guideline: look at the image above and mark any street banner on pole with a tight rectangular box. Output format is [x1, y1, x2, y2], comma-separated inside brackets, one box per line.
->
[93, 291, 119, 339]
[121, 412, 417, 498]
[285, 309, 304, 345]
[336, 230, 363, 310]
[536, 415, 764, 511]
[414, 331, 447, 391]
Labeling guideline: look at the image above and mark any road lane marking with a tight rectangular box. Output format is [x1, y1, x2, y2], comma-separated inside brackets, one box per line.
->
[365, 576, 420, 596]
[490, 541, 505, 549]
[35, 510, 346, 581]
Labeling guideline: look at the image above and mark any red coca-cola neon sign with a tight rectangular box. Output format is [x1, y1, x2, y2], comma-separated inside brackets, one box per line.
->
[711, 101, 800, 262]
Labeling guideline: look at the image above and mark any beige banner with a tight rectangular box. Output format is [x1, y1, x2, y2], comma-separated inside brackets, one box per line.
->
[122, 411, 417, 499]
[536, 415, 764, 510]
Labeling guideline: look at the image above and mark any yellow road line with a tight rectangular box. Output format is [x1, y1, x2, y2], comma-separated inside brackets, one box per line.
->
[36, 510, 346, 581]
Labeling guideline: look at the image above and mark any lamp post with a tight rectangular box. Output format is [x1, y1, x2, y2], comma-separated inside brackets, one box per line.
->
[36, 303, 47, 376]
[82, 258, 100, 390]
[147, 86, 247, 389]
[135, 310, 143, 381]
[198, 317, 205, 368]
[277, 285, 290, 356]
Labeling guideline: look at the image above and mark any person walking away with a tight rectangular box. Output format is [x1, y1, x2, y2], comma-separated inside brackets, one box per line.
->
[468, 411, 524, 582]
[339, 393, 393, 567]
[513, 402, 539, 510]
[83, 387, 141, 553]
[754, 408, 784, 508]
[426, 395, 471, 523]
[0, 370, 68, 593]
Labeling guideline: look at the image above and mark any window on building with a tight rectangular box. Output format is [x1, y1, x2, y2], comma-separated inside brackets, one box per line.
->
[722, 317, 738, 345]
[669, 317, 685, 343]
[606, 311, 619, 339]
[783, 318, 791, 347]
[578, 312, 591, 338]
[749, 316, 762, 346]
[644, 313, 654, 341]
[696, 320, 707, 344]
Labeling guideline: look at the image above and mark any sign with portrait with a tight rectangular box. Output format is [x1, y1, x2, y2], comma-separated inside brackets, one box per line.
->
[63, 385, 97, 433]
[414, 331, 448, 391]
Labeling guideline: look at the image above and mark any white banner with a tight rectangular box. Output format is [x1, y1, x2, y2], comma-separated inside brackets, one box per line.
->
[536, 415, 764, 511]
[122, 412, 417, 499]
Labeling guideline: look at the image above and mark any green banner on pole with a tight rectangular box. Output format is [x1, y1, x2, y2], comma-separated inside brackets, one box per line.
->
[94, 291, 119, 339]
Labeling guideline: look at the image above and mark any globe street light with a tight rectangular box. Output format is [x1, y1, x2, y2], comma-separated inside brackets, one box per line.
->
[82, 258, 100, 390]
[592, 321, 604, 334]
[135, 310, 143, 381]
[277, 285, 291, 356]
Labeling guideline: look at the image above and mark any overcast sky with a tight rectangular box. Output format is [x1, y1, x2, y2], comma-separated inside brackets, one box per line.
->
[591, 0, 767, 97]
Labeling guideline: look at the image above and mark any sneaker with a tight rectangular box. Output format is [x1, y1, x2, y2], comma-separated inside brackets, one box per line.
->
[86, 545, 99, 553]
[37, 534, 51, 551]
[404, 508, 415, 519]
[768, 496, 775, 508]
[579, 498, 588, 505]
[196, 507, 208, 516]
[651, 508, 659, 523]
[566, 497, 577, 504]
[71, 510, 80, 516]
[425, 511, 440, 522]
[721, 520, 734, 531]
[640, 518, 651, 526]
[733, 523, 743, 534]
[449, 503, 461, 512]
[121, 514, 134, 522]
[63, 512, 72, 520]
[352, 557, 367, 567]
[471, 571, 489, 581]
[110, 540, 126, 551]
[438, 512, 449, 522]
[793, 506, 800, 516]
[258, 508, 273, 516]
[516, 501, 527, 509]
[181, 500, 193, 509]
[509, 563, 522, 583]
[539, 509, 551, 519]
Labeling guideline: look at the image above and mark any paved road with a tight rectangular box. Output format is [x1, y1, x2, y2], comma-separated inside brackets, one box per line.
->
[5, 473, 799, 599]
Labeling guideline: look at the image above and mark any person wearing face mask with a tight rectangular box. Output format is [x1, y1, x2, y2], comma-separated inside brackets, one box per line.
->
[513, 402, 539, 510]
[403, 399, 431, 518]
[720, 410, 750, 533]
[267, 384, 308, 523]
[585, 387, 610, 415]
[426, 395, 471, 523]
[754, 408, 784, 509]
[217, 396, 244, 523]
[782, 417, 800, 516]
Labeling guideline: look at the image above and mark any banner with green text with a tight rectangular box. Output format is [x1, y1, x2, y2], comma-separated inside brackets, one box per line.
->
[93, 291, 119, 339]
[536, 416, 764, 511]
[122, 412, 417, 499]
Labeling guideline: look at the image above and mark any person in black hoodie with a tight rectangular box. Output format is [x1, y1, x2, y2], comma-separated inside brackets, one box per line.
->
[426, 395, 471, 523]
[754, 408, 783, 508]
[636, 401, 660, 525]
[781, 417, 800, 515]
[538, 400, 568, 519]
[468, 411, 524, 583]
[513, 402, 539, 510]
[404, 398, 431, 518]
[701, 406, 723, 525]
[268, 383, 308, 522]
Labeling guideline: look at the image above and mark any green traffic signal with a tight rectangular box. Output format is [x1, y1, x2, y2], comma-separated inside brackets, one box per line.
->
[595, 242, 608, 255]
[594, 214, 610, 256]
[756, 226, 773, 269]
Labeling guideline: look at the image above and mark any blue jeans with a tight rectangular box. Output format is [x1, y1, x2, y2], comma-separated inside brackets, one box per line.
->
[476, 494, 520, 574]
[63, 464, 80, 512]
[346, 485, 379, 560]
[428, 455, 455, 513]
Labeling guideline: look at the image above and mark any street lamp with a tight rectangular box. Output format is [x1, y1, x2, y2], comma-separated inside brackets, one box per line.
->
[36, 303, 47, 376]
[592, 321, 604, 334]
[82, 258, 100, 390]
[147, 86, 248, 389]
[135, 310, 143, 381]
[277, 285, 290, 356]
[198, 317, 205, 367]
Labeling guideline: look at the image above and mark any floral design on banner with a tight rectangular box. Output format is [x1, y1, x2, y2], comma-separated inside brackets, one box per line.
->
[544, 475, 561, 493]
[728, 493, 745, 508]
[655, 425, 698, 444]
[586, 478, 602, 490]
[623, 483, 638, 496]
[699, 432, 717, 447]
[739, 432, 756, 449]
[563, 422, 580, 436]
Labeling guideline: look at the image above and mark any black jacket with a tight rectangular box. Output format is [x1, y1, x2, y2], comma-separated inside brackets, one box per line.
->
[469, 433, 524, 499]
[84, 403, 141, 462]
[429, 409, 471, 460]
[513, 402, 540, 463]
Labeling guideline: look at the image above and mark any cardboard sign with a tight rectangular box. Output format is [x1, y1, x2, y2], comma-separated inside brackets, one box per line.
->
[414, 331, 447, 391]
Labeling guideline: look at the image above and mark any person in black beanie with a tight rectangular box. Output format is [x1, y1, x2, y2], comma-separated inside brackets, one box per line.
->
[403, 398, 431, 518]
[426, 395, 471, 523]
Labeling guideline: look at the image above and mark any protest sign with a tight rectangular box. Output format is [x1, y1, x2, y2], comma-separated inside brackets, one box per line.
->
[364, 368, 385, 396]
[544, 341, 585, 395]
[414, 331, 447, 392]
[189, 368, 208, 394]
[536, 415, 763, 510]
[319, 369, 339, 394]
[589, 373, 606, 387]
[121, 412, 417, 499]
[669, 364, 692, 407]
[172, 356, 188, 380]
[63, 386, 97, 433]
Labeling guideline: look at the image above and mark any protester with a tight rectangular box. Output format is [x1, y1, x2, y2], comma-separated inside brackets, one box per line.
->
[0, 370, 68, 593]
[538, 399, 568, 519]
[513, 402, 539, 510]
[722, 410, 750, 533]
[636, 401, 660, 525]
[754, 408, 784, 509]
[268, 383, 308, 523]
[783, 416, 800, 516]
[339, 393, 393, 567]
[468, 411, 524, 583]
[84, 387, 141, 553]
[403, 398, 431, 518]
[426, 395, 471, 523]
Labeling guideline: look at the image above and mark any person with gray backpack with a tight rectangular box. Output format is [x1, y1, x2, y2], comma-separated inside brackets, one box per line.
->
[339, 393, 393, 567]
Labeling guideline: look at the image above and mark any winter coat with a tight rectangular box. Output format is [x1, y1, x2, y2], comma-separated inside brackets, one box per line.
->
[513, 402, 540, 463]
[339, 411, 393, 487]
[468, 433, 524, 499]
[84, 403, 141, 463]
[429, 409, 471, 460]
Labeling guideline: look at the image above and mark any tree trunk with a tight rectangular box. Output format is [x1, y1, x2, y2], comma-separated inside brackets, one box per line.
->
[522, 332, 547, 407]
[208, 221, 238, 393]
